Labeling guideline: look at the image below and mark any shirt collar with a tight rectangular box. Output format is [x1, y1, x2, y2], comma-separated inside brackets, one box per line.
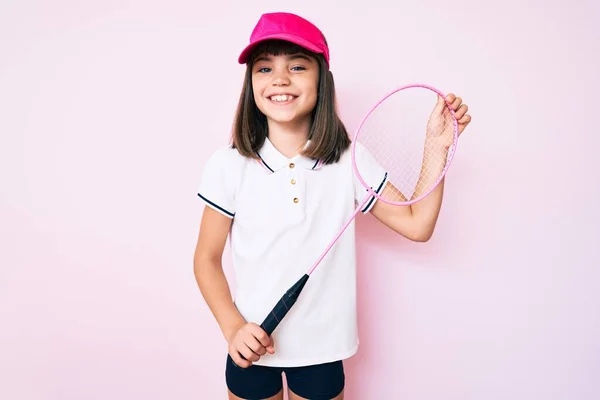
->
[257, 137, 322, 173]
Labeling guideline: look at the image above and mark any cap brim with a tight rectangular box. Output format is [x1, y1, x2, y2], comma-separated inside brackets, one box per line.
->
[238, 33, 323, 64]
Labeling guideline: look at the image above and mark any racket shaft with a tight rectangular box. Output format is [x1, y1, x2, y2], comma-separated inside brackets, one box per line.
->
[307, 193, 372, 275]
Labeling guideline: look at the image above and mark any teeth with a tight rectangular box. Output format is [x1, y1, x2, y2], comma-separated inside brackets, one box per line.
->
[270, 95, 294, 102]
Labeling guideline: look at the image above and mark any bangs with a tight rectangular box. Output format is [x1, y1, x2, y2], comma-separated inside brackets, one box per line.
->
[248, 40, 315, 64]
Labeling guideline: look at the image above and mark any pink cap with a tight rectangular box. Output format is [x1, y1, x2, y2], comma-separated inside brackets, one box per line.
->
[238, 12, 330, 67]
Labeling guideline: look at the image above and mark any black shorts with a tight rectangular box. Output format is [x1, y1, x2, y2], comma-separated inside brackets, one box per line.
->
[225, 354, 345, 400]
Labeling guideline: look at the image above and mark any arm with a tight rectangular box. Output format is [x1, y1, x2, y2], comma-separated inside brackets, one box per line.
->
[193, 207, 244, 341]
[193, 207, 273, 368]
[370, 164, 446, 243]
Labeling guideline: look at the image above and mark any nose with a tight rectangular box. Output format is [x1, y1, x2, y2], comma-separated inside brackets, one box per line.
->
[271, 69, 290, 86]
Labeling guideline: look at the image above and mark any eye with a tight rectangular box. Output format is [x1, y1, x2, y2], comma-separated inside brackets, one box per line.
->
[291, 66, 306, 71]
[257, 67, 271, 73]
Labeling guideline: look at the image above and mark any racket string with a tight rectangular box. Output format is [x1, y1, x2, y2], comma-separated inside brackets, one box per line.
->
[355, 88, 457, 204]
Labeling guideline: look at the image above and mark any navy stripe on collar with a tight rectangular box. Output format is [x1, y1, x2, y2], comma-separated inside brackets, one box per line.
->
[256, 153, 274, 173]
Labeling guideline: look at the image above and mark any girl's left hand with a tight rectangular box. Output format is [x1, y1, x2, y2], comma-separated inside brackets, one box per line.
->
[445, 93, 472, 135]
[425, 92, 472, 150]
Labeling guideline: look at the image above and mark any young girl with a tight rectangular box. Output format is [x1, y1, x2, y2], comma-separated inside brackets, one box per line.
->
[194, 12, 471, 400]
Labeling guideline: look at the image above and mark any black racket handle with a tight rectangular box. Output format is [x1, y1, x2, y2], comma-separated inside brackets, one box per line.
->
[239, 274, 309, 361]
[260, 289, 297, 335]
[260, 274, 309, 335]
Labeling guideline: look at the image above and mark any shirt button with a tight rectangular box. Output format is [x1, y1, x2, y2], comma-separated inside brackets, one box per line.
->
[291, 179, 296, 185]
[293, 197, 299, 203]
[289, 163, 295, 169]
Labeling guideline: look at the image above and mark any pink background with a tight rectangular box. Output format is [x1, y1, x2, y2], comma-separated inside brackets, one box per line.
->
[1, 1, 599, 399]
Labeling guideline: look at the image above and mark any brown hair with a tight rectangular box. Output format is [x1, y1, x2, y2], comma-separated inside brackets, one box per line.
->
[231, 39, 350, 164]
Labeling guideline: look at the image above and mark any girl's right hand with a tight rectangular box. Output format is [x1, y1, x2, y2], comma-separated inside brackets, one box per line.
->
[227, 322, 275, 368]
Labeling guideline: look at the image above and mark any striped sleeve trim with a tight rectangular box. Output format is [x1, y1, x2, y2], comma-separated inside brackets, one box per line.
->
[197, 193, 235, 218]
[361, 172, 388, 214]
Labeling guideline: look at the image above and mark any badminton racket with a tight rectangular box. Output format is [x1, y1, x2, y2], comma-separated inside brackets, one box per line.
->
[256, 83, 459, 336]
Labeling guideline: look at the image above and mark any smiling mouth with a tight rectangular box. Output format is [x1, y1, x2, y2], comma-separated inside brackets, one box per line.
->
[268, 94, 297, 103]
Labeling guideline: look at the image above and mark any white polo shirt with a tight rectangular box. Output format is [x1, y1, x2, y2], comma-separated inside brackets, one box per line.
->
[197, 137, 387, 367]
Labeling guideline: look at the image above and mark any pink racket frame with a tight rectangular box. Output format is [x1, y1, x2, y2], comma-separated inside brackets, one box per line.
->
[351, 83, 459, 207]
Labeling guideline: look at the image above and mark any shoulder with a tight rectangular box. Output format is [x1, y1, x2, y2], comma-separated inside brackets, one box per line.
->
[331, 141, 361, 171]
[315, 143, 354, 179]
[206, 144, 245, 164]
[203, 144, 251, 172]
[327, 142, 353, 165]
[197, 145, 251, 211]
[350, 141, 369, 157]
[335, 141, 368, 160]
